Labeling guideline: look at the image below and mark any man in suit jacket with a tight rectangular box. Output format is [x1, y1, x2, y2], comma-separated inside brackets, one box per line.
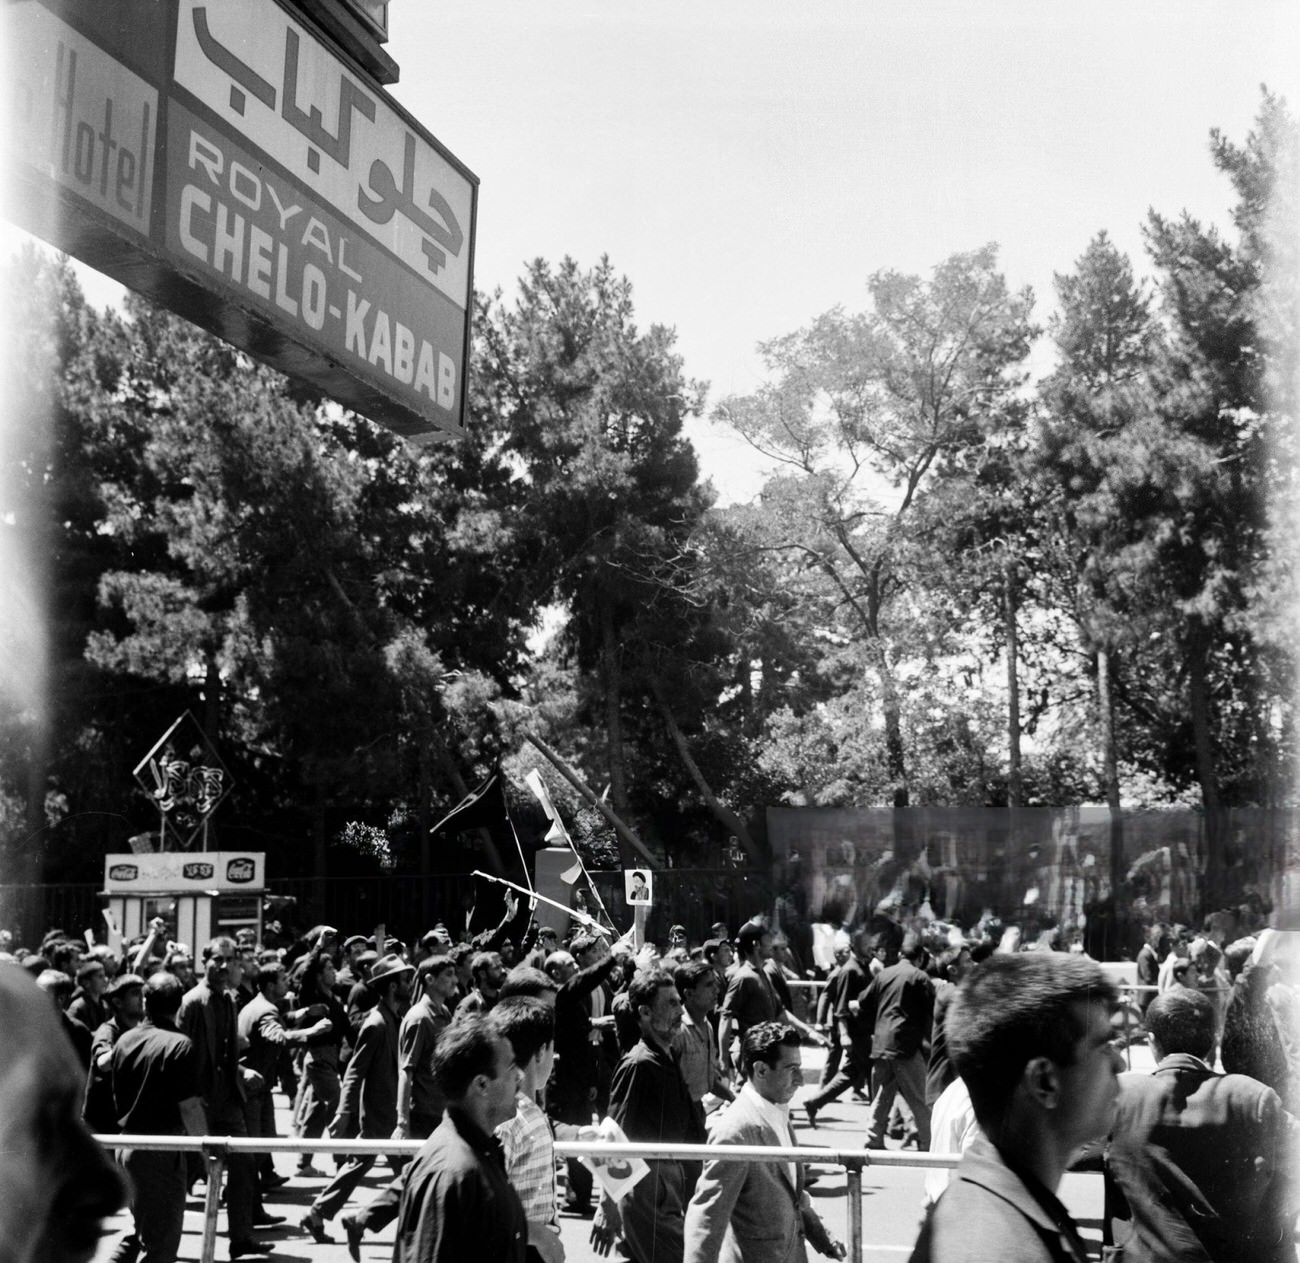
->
[909, 953, 1123, 1263]
[301, 953, 413, 1242]
[238, 962, 330, 1194]
[684, 1022, 844, 1263]
[1088, 986, 1300, 1263]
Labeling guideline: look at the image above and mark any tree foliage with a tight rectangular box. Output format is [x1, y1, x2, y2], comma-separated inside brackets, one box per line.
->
[0, 95, 1292, 916]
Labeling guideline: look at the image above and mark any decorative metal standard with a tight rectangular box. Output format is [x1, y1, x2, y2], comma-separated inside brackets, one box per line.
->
[132, 712, 233, 851]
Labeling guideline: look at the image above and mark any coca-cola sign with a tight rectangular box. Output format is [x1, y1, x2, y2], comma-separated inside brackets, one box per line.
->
[225, 858, 255, 883]
[107, 864, 139, 882]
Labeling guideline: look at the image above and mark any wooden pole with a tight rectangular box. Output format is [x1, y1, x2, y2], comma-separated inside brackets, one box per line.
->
[522, 730, 659, 869]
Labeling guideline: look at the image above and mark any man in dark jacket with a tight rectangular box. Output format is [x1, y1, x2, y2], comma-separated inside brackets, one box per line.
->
[301, 953, 413, 1241]
[179, 937, 267, 1257]
[592, 969, 707, 1263]
[393, 1014, 526, 1263]
[860, 926, 935, 1150]
[803, 928, 876, 1126]
[909, 953, 1123, 1263]
[238, 962, 330, 1195]
[1089, 987, 1299, 1262]
[547, 934, 626, 1215]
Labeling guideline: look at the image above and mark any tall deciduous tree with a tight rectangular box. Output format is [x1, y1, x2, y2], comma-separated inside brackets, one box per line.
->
[715, 246, 1034, 806]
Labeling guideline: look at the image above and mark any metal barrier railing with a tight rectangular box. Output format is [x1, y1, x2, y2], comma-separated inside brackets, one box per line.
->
[93, 1134, 965, 1263]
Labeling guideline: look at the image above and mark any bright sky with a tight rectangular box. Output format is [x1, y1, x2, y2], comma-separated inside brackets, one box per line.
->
[383, 0, 1300, 501]
[14, 1, 1300, 503]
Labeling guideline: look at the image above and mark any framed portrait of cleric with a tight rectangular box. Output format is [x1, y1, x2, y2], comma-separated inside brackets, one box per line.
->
[625, 868, 652, 906]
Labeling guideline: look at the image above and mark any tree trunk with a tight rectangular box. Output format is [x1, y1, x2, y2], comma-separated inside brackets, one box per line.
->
[418, 735, 433, 926]
[18, 720, 48, 887]
[201, 647, 222, 850]
[872, 642, 908, 807]
[522, 730, 658, 868]
[1097, 648, 1124, 909]
[1187, 631, 1223, 910]
[1004, 561, 1022, 809]
[600, 596, 630, 815]
[312, 774, 327, 919]
[653, 685, 762, 865]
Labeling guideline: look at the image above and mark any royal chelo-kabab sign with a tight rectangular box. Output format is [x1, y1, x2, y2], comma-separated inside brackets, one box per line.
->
[4, 0, 477, 443]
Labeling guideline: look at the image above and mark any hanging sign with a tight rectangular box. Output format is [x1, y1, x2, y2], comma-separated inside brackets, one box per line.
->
[4, 0, 477, 443]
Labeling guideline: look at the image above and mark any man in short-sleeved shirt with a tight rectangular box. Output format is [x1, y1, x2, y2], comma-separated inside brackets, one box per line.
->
[670, 961, 733, 1131]
[398, 956, 458, 1138]
[112, 973, 204, 1263]
[719, 922, 824, 1085]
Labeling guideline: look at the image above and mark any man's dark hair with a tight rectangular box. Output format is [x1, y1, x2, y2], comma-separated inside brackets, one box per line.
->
[143, 971, 184, 1020]
[433, 1014, 504, 1100]
[934, 945, 970, 979]
[949, 953, 1117, 1127]
[416, 955, 454, 987]
[448, 943, 474, 967]
[255, 962, 285, 991]
[1144, 988, 1216, 1060]
[470, 951, 501, 982]
[740, 1021, 800, 1079]
[900, 932, 925, 965]
[701, 939, 725, 964]
[569, 932, 599, 960]
[498, 965, 557, 1001]
[673, 960, 715, 997]
[202, 936, 236, 962]
[735, 921, 767, 960]
[47, 941, 81, 975]
[75, 959, 106, 984]
[1223, 937, 1256, 981]
[628, 968, 674, 1014]
[492, 997, 555, 1066]
[874, 920, 904, 959]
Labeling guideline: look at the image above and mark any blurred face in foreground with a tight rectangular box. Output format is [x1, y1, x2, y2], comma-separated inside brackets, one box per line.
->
[0, 967, 125, 1263]
[1056, 1000, 1125, 1152]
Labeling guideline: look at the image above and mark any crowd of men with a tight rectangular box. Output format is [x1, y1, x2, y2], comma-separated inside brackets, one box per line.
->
[1, 901, 1297, 1263]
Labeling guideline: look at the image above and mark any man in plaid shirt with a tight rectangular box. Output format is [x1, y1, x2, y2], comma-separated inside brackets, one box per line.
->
[494, 998, 568, 1263]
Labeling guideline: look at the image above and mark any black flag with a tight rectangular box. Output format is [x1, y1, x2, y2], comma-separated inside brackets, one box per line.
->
[430, 772, 529, 933]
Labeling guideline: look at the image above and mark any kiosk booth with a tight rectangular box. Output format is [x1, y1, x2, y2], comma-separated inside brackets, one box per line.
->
[102, 852, 266, 955]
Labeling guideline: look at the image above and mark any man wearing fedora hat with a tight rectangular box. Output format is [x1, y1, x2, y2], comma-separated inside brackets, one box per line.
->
[85, 972, 146, 1134]
[301, 953, 413, 1242]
